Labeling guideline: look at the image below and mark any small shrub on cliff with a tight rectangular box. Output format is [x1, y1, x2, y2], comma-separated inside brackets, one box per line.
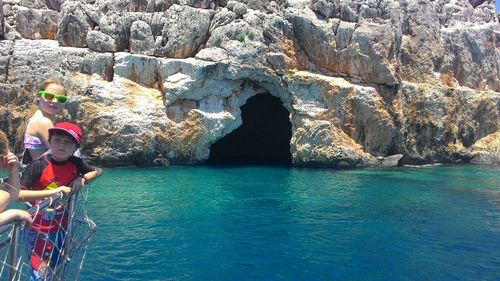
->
[235, 32, 245, 42]
[247, 31, 255, 40]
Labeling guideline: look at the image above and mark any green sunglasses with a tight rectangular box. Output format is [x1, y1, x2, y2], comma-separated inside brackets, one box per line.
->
[37, 90, 68, 104]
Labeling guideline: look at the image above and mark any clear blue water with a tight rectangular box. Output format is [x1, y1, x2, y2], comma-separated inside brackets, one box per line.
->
[79, 165, 500, 281]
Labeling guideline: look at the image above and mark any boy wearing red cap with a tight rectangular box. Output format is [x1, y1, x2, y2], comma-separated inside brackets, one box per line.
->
[19, 122, 102, 281]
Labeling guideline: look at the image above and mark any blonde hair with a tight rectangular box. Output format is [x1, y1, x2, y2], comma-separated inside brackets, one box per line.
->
[15, 79, 67, 154]
[0, 130, 9, 157]
[38, 79, 67, 96]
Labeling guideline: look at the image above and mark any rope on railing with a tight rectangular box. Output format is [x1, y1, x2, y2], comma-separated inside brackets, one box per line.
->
[0, 185, 95, 281]
[0, 193, 64, 236]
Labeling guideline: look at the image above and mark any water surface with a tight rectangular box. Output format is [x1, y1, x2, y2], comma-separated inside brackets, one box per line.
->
[80, 165, 500, 281]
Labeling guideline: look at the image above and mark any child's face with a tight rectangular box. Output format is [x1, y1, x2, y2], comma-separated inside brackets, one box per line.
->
[38, 84, 66, 116]
[50, 133, 77, 161]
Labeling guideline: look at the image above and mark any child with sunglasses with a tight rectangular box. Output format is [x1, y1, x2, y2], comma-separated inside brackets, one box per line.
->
[0, 130, 32, 226]
[16, 79, 69, 167]
[19, 122, 102, 281]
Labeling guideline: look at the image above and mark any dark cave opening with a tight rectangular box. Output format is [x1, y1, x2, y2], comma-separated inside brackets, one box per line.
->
[207, 94, 292, 166]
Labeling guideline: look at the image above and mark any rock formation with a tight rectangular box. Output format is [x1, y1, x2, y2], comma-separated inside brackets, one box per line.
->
[0, 0, 498, 167]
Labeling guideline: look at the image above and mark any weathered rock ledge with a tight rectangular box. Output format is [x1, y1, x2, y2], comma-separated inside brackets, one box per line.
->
[0, 0, 498, 168]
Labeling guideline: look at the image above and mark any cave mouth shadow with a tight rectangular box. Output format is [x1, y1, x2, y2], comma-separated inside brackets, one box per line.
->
[207, 94, 292, 167]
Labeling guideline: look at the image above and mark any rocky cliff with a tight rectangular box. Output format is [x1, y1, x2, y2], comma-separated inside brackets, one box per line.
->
[0, 0, 498, 167]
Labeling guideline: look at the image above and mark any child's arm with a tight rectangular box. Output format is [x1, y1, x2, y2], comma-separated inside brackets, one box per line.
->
[18, 186, 71, 202]
[69, 168, 103, 195]
[0, 190, 11, 211]
[69, 162, 103, 194]
[0, 209, 32, 226]
[6, 153, 20, 200]
[0, 153, 21, 211]
[83, 167, 103, 183]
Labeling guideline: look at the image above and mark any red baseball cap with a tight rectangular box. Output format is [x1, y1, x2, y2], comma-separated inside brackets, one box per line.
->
[48, 122, 82, 146]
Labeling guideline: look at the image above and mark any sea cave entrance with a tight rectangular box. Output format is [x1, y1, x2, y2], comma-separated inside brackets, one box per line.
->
[207, 94, 292, 166]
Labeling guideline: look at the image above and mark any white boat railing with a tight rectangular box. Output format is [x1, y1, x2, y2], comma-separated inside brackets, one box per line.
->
[0, 186, 95, 281]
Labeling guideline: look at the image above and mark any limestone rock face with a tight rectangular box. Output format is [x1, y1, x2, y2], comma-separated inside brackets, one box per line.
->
[129, 20, 154, 55]
[45, 0, 65, 11]
[0, 40, 13, 83]
[58, 1, 96, 47]
[400, 82, 499, 164]
[0, 0, 499, 168]
[287, 71, 400, 167]
[154, 5, 213, 58]
[86, 30, 117, 52]
[470, 132, 500, 165]
[16, 7, 59, 40]
[286, 6, 400, 85]
[0, 0, 4, 39]
[399, 0, 499, 92]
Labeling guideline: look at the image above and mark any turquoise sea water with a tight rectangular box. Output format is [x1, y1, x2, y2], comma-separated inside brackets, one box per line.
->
[79, 165, 500, 281]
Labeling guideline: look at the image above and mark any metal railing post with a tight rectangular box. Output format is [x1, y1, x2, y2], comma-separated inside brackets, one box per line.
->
[8, 223, 20, 281]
